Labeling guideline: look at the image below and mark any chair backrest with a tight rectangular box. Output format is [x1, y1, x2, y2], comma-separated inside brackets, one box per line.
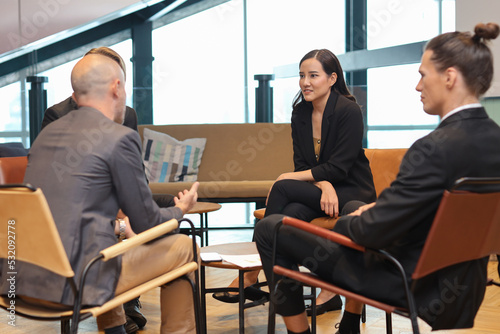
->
[0, 156, 28, 184]
[0, 185, 75, 278]
[412, 177, 500, 280]
[364, 148, 407, 197]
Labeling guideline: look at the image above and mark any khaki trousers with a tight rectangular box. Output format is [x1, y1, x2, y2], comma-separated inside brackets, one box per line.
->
[97, 233, 198, 333]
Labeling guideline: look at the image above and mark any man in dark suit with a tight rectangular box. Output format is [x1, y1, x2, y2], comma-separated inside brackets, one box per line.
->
[42, 96, 138, 132]
[255, 23, 500, 334]
[8, 52, 199, 334]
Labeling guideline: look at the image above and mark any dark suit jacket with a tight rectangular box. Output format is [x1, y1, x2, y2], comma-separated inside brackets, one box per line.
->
[334, 107, 500, 329]
[41, 97, 138, 132]
[291, 91, 376, 206]
[0, 107, 182, 306]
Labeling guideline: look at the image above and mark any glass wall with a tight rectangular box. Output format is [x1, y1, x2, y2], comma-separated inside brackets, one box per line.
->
[41, 59, 78, 108]
[246, 0, 345, 123]
[41, 39, 134, 109]
[366, 63, 439, 148]
[367, 0, 455, 50]
[1, 0, 456, 148]
[0, 40, 133, 147]
[365, 0, 455, 148]
[152, 2, 245, 125]
[151, 0, 345, 125]
[0, 81, 25, 145]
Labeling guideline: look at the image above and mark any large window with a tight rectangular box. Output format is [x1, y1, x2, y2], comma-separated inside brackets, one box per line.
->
[367, 63, 439, 148]
[41, 60, 78, 108]
[367, 0, 455, 50]
[365, 0, 455, 148]
[152, 0, 345, 125]
[0, 39, 134, 147]
[0, 81, 25, 145]
[152, 2, 245, 125]
[246, 0, 345, 123]
[41, 40, 134, 109]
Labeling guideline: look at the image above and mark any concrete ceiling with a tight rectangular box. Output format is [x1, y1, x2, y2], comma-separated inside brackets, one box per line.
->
[0, 0, 164, 56]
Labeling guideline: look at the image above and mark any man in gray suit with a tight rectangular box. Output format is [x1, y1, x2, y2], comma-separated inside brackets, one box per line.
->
[13, 53, 199, 333]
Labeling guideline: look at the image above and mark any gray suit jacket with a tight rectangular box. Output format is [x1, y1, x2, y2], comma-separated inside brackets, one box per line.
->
[334, 107, 500, 329]
[1, 107, 182, 306]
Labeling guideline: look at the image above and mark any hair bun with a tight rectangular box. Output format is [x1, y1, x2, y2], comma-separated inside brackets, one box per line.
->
[473, 22, 500, 42]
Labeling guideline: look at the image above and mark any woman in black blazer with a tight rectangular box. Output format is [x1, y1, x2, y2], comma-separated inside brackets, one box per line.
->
[214, 50, 376, 310]
[265, 49, 375, 222]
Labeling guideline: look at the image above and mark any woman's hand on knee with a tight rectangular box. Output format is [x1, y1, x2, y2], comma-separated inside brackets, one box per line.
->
[316, 181, 339, 218]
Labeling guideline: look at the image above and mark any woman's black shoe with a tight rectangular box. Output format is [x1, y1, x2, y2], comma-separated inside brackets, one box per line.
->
[213, 286, 270, 303]
[306, 294, 342, 316]
[212, 291, 239, 303]
[244, 286, 269, 301]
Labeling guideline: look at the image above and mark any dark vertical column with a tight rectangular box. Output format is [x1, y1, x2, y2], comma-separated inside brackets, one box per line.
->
[254, 74, 274, 123]
[132, 20, 154, 125]
[346, 0, 368, 147]
[26, 76, 48, 145]
[254, 74, 274, 213]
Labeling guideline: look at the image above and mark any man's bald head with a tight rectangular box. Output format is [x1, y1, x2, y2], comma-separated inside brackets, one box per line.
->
[71, 54, 124, 99]
[70, 54, 127, 123]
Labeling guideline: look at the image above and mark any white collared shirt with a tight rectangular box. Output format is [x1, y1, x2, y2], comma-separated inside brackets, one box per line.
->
[441, 103, 483, 122]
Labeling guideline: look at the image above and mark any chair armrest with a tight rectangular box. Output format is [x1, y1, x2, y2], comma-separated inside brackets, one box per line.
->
[282, 216, 365, 252]
[254, 208, 266, 220]
[100, 219, 179, 261]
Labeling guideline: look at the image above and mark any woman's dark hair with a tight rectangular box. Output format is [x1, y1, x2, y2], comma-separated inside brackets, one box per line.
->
[292, 49, 356, 111]
[425, 22, 500, 96]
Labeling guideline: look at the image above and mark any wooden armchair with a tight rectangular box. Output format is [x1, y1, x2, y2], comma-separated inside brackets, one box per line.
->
[268, 177, 500, 334]
[0, 184, 201, 334]
[253, 148, 407, 229]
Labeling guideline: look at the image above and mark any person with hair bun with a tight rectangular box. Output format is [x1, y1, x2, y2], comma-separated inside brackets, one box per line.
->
[254, 23, 500, 334]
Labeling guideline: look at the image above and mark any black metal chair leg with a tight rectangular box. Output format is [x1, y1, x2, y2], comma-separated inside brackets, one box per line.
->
[61, 319, 70, 334]
[385, 312, 392, 334]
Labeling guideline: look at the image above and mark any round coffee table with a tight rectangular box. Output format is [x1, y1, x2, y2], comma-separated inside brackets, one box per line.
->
[200, 242, 267, 334]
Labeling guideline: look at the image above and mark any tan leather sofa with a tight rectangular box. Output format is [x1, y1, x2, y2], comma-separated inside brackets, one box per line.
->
[139, 123, 294, 202]
[139, 123, 407, 211]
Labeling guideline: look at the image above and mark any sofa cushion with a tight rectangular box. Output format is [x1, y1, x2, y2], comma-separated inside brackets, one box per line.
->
[149, 180, 275, 201]
[0, 142, 28, 157]
[142, 128, 207, 182]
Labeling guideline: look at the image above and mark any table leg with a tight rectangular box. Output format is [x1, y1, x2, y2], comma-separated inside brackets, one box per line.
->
[201, 265, 207, 334]
[238, 269, 245, 334]
[197, 212, 210, 247]
[198, 213, 205, 247]
[203, 212, 209, 246]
